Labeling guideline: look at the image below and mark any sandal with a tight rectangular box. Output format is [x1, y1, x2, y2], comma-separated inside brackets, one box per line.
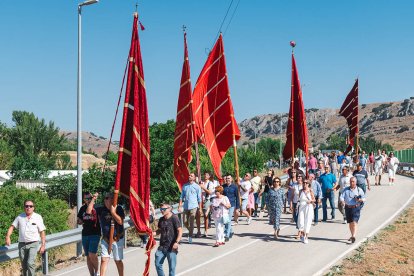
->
[195, 232, 202, 238]
[213, 242, 220, 247]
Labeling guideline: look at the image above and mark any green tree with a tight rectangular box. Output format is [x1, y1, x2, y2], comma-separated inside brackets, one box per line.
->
[43, 174, 77, 207]
[149, 120, 175, 179]
[319, 134, 346, 151]
[102, 151, 118, 166]
[5, 111, 70, 178]
[82, 166, 116, 198]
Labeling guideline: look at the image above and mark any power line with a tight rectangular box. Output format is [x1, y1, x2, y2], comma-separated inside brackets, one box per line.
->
[209, 0, 235, 52]
[223, 0, 241, 36]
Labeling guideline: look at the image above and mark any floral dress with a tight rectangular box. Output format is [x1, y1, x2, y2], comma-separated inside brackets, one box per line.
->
[268, 188, 285, 230]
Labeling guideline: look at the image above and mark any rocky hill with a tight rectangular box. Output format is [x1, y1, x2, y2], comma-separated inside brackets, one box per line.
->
[62, 98, 414, 163]
[238, 98, 414, 151]
[60, 131, 119, 158]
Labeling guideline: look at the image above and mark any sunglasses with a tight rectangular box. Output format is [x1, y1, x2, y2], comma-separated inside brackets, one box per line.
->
[273, 180, 280, 183]
[160, 207, 168, 212]
[25, 205, 34, 208]
[84, 197, 92, 200]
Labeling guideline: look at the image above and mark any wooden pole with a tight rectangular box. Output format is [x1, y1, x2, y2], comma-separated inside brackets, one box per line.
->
[194, 141, 202, 183]
[108, 190, 119, 254]
[232, 135, 242, 213]
[291, 48, 295, 166]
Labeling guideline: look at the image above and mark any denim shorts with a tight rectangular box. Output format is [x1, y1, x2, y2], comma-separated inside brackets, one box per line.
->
[101, 238, 124, 261]
[345, 206, 361, 223]
[81, 235, 100, 256]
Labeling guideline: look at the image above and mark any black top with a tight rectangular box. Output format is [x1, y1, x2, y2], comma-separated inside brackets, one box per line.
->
[158, 214, 181, 253]
[77, 204, 101, 236]
[264, 176, 273, 193]
[96, 205, 125, 239]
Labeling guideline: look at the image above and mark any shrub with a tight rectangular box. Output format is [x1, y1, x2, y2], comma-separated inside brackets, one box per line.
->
[0, 186, 69, 244]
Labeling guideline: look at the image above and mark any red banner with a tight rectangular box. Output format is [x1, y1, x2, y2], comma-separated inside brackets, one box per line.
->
[283, 52, 309, 161]
[192, 34, 240, 181]
[114, 13, 154, 276]
[173, 32, 194, 191]
[339, 79, 359, 154]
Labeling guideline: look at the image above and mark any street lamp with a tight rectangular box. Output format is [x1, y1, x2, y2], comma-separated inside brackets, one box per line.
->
[77, 0, 98, 257]
[77, 0, 98, 214]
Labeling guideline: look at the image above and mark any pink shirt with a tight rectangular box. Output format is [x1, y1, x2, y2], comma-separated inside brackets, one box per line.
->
[308, 157, 318, 170]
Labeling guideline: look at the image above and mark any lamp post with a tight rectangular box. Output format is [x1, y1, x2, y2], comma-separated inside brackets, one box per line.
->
[77, 0, 98, 257]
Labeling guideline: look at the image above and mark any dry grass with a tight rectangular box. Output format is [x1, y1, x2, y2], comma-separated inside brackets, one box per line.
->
[326, 204, 414, 276]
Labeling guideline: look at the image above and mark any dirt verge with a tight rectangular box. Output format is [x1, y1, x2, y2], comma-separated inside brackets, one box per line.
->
[326, 203, 414, 276]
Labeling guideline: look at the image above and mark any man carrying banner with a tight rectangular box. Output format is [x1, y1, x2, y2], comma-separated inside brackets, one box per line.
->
[87, 192, 125, 276]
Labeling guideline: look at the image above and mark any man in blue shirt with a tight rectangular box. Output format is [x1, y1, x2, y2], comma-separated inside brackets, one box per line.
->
[178, 173, 202, 244]
[340, 177, 366, 243]
[353, 163, 370, 193]
[319, 165, 338, 221]
[223, 174, 240, 242]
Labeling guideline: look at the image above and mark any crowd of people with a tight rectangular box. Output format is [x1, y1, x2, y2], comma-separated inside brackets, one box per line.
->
[4, 149, 401, 276]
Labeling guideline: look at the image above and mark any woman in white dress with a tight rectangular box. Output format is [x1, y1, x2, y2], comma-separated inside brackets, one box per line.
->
[211, 186, 231, 247]
[387, 152, 400, 186]
[297, 181, 315, 244]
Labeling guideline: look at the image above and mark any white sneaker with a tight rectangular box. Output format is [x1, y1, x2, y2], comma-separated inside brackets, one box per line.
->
[304, 238, 309, 244]
[247, 217, 252, 224]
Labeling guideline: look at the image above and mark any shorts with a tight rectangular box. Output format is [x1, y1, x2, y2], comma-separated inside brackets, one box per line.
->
[82, 235, 100, 256]
[241, 198, 248, 211]
[374, 166, 382, 176]
[203, 199, 212, 211]
[101, 238, 124, 261]
[345, 206, 361, 223]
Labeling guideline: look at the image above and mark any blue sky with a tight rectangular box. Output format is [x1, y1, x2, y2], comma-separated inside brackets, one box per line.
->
[0, 0, 413, 138]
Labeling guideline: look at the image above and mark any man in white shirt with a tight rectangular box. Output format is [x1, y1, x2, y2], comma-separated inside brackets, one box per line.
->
[239, 173, 252, 224]
[338, 166, 351, 223]
[199, 172, 217, 237]
[5, 199, 46, 276]
[374, 149, 385, 185]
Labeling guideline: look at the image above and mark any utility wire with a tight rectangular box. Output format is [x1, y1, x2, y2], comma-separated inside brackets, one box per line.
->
[223, 0, 241, 36]
[209, 0, 235, 52]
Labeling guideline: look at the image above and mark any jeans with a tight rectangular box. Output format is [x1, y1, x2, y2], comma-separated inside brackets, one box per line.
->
[338, 192, 345, 216]
[18, 242, 39, 276]
[224, 206, 235, 238]
[322, 191, 335, 221]
[261, 192, 269, 209]
[314, 197, 319, 223]
[155, 250, 177, 276]
[292, 203, 298, 228]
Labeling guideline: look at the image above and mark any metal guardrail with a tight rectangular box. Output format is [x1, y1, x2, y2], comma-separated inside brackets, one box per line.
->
[0, 203, 180, 275]
[0, 176, 291, 275]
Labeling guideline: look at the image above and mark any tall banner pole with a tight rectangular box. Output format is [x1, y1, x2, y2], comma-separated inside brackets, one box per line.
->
[290, 44, 295, 165]
[232, 135, 242, 213]
[194, 141, 201, 182]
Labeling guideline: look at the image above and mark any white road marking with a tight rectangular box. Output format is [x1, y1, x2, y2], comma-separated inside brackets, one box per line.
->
[312, 192, 414, 276]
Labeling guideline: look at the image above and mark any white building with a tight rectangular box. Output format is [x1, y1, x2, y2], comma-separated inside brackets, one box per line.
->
[0, 170, 86, 189]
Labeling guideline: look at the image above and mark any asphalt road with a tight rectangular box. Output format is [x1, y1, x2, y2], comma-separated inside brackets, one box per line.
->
[51, 174, 414, 276]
